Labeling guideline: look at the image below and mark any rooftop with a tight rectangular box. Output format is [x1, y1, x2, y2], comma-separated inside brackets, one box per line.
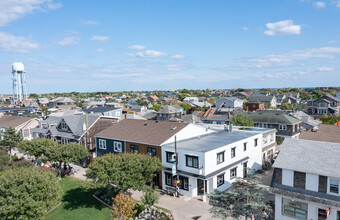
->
[273, 138, 340, 178]
[162, 129, 263, 153]
[237, 111, 301, 125]
[300, 124, 340, 143]
[0, 115, 33, 128]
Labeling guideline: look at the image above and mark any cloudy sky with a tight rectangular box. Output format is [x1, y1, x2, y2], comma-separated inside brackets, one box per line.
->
[0, 0, 339, 93]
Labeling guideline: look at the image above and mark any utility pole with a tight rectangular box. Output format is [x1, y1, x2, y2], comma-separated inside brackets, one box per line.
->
[175, 135, 179, 197]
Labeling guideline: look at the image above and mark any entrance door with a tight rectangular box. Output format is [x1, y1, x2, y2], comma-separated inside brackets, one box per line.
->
[318, 208, 327, 220]
[197, 179, 207, 195]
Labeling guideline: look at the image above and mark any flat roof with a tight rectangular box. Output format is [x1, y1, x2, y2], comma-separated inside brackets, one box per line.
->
[162, 129, 262, 153]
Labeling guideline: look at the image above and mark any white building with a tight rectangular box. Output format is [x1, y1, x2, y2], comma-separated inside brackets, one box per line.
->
[271, 138, 340, 220]
[161, 126, 266, 198]
[215, 97, 244, 109]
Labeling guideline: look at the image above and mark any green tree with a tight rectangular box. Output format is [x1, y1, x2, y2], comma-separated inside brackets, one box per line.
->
[87, 153, 163, 192]
[149, 103, 161, 111]
[18, 138, 58, 163]
[0, 167, 62, 219]
[0, 149, 10, 171]
[141, 184, 160, 206]
[209, 175, 272, 220]
[232, 114, 254, 127]
[48, 143, 89, 169]
[0, 127, 22, 157]
[179, 102, 192, 113]
[280, 103, 292, 110]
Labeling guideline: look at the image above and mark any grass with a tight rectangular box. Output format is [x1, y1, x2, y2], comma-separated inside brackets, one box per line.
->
[44, 177, 111, 220]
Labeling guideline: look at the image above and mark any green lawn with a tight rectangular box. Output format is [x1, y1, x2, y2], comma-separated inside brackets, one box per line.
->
[44, 177, 111, 220]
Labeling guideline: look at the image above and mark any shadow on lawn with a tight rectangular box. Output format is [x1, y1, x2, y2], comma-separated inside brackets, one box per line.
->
[62, 187, 106, 211]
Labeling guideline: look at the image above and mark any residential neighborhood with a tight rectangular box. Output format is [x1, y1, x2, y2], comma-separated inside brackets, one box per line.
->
[1, 1, 340, 220]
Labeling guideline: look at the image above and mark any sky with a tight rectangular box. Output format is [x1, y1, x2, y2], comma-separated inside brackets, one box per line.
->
[0, 0, 340, 93]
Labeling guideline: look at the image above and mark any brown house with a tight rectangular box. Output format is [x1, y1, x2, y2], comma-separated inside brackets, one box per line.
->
[247, 102, 265, 112]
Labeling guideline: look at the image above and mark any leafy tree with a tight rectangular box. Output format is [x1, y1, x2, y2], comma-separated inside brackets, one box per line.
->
[0, 167, 62, 219]
[87, 153, 163, 192]
[232, 114, 254, 127]
[242, 100, 248, 111]
[181, 88, 190, 94]
[149, 104, 161, 111]
[179, 102, 192, 113]
[280, 103, 292, 110]
[0, 127, 22, 157]
[48, 143, 89, 169]
[0, 149, 10, 171]
[141, 184, 160, 206]
[112, 193, 137, 220]
[18, 138, 57, 163]
[209, 175, 272, 220]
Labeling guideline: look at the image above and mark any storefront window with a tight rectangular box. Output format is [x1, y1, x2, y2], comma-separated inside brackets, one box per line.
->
[337, 211, 340, 220]
[282, 198, 308, 219]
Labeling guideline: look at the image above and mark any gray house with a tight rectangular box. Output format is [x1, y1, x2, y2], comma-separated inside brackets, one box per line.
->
[249, 95, 277, 108]
[307, 94, 340, 116]
[157, 105, 181, 122]
[82, 106, 122, 119]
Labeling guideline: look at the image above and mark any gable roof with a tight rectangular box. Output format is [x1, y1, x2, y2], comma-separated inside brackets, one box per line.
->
[315, 94, 340, 103]
[273, 138, 340, 178]
[249, 95, 276, 103]
[300, 124, 340, 143]
[0, 115, 33, 128]
[96, 119, 189, 146]
[238, 112, 301, 125]
[158, 105, 180, 114]
[218, 97, 242, 102]
[62, 115, 100, 137]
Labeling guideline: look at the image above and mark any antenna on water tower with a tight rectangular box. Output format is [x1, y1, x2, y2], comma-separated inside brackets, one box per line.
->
[12, 61, 27, 105]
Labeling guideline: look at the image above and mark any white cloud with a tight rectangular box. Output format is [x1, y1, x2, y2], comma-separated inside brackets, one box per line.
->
[79, 20, 99, 25]
[58, 36, 79, 46]
[92, 48, 105, 53]
[0, 0, 61, 26]
[90, 36, 109, 42]
[317, 67, 334, 71]
[314, 1, 326, 8]
[235, 47, 340, 67]
[336, 1, 340, 7]
[171, 54, 185, 59]
[131, 50, 167, 58]
[128, 45, 146, 50]
[242, 27, 249, 31]
[264, 20, 301, 36]
[0, 31, 39, 53]
[166, 64, 188, 71]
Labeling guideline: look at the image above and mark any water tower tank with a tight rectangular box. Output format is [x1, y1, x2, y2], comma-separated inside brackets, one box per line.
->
[12, 62, 25, 73]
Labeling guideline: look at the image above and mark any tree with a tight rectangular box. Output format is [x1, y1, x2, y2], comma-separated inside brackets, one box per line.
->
[149, 103, 161, 111]
[112, 193, 137, 220]
[232, 114, 254, 127]
[86, 153, 163, 192]
[179, 102, 192, 113]
[0, 127, 22, 157]
[280, 103, 292, 110]
[0, 167, 62, 219]
[209, 175, 272, 220]
[141, 184, 160, 206]
[18, 138, 58, 163]
[48, 143, 89, 169]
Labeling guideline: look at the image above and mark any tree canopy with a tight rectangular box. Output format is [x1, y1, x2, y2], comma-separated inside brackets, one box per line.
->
[86, 153, 163, 192]
[48, 143, 89, 167]
[0, 127, 22, 156]
[179, 102, 192, 113]
[232, 114, 254, 127]
[0, 167, 62, 219]
[149, 103, 161, 112]
[209, 175, 272, 220]
[18, 138, 58, 161]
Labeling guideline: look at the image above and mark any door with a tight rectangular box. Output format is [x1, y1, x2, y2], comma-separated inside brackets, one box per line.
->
[197, 179, 207, 195]
[318, 208, 327, 220]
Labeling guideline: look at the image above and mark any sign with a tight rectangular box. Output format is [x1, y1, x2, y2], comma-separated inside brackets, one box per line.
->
[172, 163, 176, 176]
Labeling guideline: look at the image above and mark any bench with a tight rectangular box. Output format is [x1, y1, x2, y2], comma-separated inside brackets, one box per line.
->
[165, 186, 177, 196]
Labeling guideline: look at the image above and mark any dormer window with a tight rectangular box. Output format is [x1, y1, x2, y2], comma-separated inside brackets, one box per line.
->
[61, 122, 68, 130]
[329, 178, 339, 195]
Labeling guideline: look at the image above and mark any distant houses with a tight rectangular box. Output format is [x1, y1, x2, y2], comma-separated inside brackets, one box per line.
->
[307, 94, 340, 116]
[0, 115, 39, 140]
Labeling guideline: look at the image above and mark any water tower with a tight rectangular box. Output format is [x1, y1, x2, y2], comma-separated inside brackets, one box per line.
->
[12, 62, 28, 104]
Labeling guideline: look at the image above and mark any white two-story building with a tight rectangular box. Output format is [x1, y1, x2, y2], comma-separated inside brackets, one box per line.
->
[161, 125, 266, 198]
[271, 138, 340, 220]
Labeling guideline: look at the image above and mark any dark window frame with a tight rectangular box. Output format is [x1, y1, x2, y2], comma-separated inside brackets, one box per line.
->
[166, 151, 175, 163]
[186, 155, 199, 168]
[243, 142, 247, 151]
[130, 144, 138, 153]
[217, 173, 225, 187]
[231, 147, 236, 158]
[217, 151, 225, 164]
[254, 138, 258, 147]
[230, 167, 237, 179]
[147, 147, 156, 157]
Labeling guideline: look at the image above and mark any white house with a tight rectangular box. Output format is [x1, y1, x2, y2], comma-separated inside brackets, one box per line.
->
[215, 97, 244, 109]
[161, 125, 265, 198]
[271, 138, 340, 220]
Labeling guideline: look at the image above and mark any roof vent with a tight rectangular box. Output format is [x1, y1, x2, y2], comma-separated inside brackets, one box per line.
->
[171, 126, 177, 130]
[144, 122, 147, 126]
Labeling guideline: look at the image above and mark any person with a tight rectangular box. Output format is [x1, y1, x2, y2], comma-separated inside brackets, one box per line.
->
[71, 167, 75, 175]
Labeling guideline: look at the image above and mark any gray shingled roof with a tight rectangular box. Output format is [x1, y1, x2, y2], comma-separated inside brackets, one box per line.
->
[273, 138, 340, 178]
[158, 105, 180, 114]
[238, 112, 301, 125]
[249, 95, 275, 103]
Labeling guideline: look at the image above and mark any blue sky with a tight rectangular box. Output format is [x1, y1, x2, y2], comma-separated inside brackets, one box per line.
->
[0, 0, 339, 93]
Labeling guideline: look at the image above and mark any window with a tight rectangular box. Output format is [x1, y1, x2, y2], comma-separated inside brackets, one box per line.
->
[147, 147, 156, 156]
[165, 173, 173, 186]
[217, 151, 224, 164]
[231, 147, 236, 158]
[329, 178, 339, 194]
[186, 155, 199, 168]
[98, 139, 106, 150]
[281, 198, 308, 220]
[217, 174, 225, 187]
[61, 138, 68, 145]
[254, 138, 258, 147]
[61, 121, 68, 130]
[279, 124, 287, 130]
[337, 211, 340, 220]
[230, 167, 237, 179]
[114, 141, 122, 152]
[243, 142, 247, 151]
[178, 176, 189, 191]
[318, 209, 327, 220]
[130, 144, 138, 153]
[166, 152, 175, 163]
